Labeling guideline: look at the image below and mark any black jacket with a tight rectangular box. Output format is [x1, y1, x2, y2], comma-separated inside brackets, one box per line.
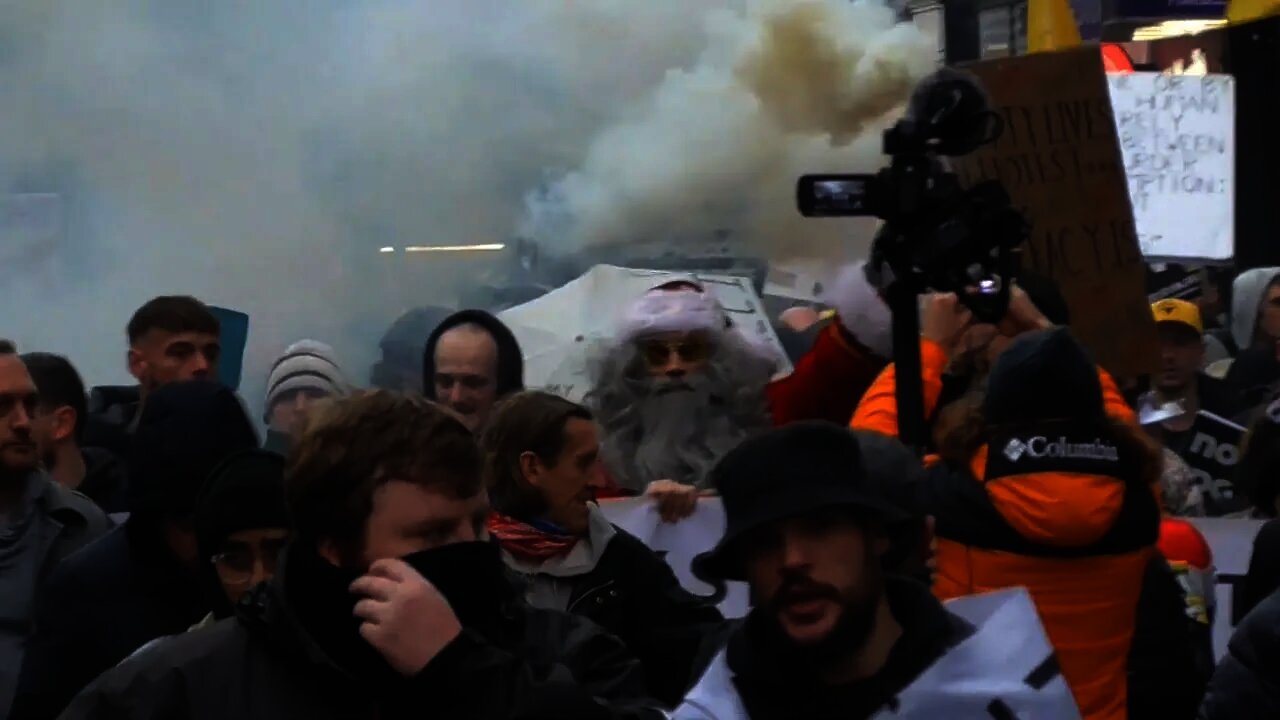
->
[1129, 555, 1211, 720]
[59, 543, 665, 720]
[1198, 586, 1280, 720]
[515, 528, 725, 707]
[77, 447, 129, 516]
[11, 522, 208, 720]
[82, 386, 141, 460]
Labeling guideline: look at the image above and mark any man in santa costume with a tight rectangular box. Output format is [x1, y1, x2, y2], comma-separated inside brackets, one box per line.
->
[584, 263, 892, 520]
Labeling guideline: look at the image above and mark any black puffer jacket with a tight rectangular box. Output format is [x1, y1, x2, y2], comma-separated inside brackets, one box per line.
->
[59, 543, 664, 720]
[1198, 586, 1280, 720]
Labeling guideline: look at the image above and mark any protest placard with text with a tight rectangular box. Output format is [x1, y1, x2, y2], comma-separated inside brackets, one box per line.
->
[1108, 72, 1234, 262]
[952, 47, 1156, 377]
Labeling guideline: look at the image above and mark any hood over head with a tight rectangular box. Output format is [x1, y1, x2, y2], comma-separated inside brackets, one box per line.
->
[1231, 267, 1280, 350]
[196, 449, 289, 618]
[129, 381, 259, 519]
[984, 327, 1104, 426]
[421, 309, 525, 401]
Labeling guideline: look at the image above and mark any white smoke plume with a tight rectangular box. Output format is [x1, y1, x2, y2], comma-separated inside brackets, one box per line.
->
[0, 0, 931, 419]
[521, 0, 937, 262]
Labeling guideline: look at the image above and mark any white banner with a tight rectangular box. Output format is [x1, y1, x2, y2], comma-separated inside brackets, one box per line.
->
[1108, 73, 1234, 261]
[499, 264, 792, 403]
[600, 497, 749, 618]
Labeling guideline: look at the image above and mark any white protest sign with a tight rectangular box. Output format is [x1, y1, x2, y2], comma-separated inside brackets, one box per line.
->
[600, 497, 749, 618]
[873, 589, 1081, 719]
[1188, 516, 1265, 661]
[1108, 73, 1234, 261]
[499, 264, 792, 403]
[674, 588, 1080, 720]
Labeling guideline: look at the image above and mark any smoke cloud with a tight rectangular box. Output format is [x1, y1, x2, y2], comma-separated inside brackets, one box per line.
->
[521, 0, 936, 261]
[0, 0, 931, 419]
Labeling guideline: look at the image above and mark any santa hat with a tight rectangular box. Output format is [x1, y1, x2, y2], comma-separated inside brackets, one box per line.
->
[617, 278, 784, 371]
[617, 278, 729, 343]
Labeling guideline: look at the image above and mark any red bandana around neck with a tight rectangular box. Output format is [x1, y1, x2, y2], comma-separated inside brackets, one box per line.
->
[487, 512, 581, 563]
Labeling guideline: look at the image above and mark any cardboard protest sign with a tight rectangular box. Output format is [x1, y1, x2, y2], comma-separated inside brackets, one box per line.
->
[952, 47, 1156, 377]
[499, 264, 792, 403]
[1108, 73, 1234, 262]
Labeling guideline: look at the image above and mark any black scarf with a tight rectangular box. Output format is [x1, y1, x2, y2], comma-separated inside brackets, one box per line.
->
[282, 540, 519, 687]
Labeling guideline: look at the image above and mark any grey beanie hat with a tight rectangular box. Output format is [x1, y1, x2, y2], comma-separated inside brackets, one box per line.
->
[264, 340, 348, 419]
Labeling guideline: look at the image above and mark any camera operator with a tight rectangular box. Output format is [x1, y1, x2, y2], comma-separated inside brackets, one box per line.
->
[850, 288, 1206, 720]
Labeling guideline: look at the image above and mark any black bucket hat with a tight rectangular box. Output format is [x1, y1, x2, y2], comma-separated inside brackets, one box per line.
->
[692, 422, 916, 583]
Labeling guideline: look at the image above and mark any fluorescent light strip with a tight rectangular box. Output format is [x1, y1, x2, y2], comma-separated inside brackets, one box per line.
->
[379, 243, 507, 254]
[1131, 19, 1226, 41]
[405, 243, 506, 253]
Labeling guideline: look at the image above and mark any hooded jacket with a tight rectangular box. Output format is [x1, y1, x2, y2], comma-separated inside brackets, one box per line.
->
[194, 450, 289, 619]
[77, 447, 129, 516]
[371, 305, 454, 392]
[58, 541, 665, 720]
[1229, 268, 1280, 353]
[852, 330, 1160, 720]
[11, 382, 259, 720]
[422, 309, 525, 402]
[1222, 268, 1280, 412]
[498, 504, 724, 707]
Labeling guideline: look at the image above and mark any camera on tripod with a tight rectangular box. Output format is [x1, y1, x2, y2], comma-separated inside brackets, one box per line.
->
[796, 68, 1029, 324]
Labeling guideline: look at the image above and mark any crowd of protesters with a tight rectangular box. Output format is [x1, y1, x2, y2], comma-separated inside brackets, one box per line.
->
[2, 261, 1280, 719]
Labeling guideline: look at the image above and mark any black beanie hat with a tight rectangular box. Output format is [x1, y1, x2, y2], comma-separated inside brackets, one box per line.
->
[984, 327, 1104, 426]
[422, 309, 524, 401]
[129, 381, 260, 519]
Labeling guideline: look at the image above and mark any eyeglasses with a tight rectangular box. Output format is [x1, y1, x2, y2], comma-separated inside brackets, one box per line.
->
[638, 336, 712, 368]
[211, 538, 288, 586]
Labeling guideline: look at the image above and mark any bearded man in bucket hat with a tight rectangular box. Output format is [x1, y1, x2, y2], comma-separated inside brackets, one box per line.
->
[671, 422, 1078, 720]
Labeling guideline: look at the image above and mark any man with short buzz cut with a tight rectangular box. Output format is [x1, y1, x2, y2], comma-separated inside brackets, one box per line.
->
[0, 341, 109, 718]
[21, 352, 128, 514]
[84, 296, 222, 456]
[59, 392, 663, 720]
[422, 309, 525, 432]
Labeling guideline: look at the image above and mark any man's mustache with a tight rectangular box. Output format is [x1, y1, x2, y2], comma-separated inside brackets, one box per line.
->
[766, 574, 842, 611]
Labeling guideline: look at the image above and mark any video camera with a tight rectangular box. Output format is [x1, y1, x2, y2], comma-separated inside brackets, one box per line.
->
[796, 68, 1030, 454]
[796, 68, 1028, 324]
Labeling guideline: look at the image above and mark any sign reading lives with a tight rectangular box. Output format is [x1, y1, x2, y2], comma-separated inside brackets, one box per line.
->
[1107, 73, 1235, 262]
[953, 47, 1156, 377]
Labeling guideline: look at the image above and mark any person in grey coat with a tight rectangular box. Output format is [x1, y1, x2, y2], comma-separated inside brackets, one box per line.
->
[0, 341, 110, 717]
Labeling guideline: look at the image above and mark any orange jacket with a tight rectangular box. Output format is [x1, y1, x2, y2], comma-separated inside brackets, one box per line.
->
[852, 339, 1157, 720]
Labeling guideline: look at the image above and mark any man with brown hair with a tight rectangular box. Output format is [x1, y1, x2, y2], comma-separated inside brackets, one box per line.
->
[84, 295, 222, 456]
[482, 391, 723, 707]
[59, 392, 663, 720]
